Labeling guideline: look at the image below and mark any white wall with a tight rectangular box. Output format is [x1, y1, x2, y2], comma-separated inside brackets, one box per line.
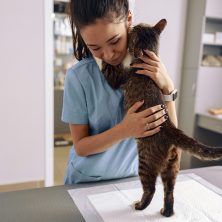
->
[0, 1, 52, 185]
[133, 0, 188, 108]
[0, 0, 187, 185]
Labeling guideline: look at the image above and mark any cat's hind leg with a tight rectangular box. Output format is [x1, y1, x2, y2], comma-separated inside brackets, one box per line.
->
[160, 148, 180, 217]
[134, 165, 158, 210]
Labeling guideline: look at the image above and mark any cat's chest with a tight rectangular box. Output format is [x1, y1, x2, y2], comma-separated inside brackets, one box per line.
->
[122, 52, 133, 68]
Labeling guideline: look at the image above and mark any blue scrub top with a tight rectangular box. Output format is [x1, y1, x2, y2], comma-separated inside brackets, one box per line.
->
[62, 57, 138, 184]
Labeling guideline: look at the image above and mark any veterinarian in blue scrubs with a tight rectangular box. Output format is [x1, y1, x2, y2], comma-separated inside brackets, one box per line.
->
[62, 0, 178, 184]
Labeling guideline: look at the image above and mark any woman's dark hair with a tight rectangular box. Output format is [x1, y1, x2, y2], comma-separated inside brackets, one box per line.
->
[68, 0, 129, 61]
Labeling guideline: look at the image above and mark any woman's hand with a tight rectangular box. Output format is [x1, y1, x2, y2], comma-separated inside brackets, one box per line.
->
[130, 49, 174, 94]
[120, 100, 168, 139]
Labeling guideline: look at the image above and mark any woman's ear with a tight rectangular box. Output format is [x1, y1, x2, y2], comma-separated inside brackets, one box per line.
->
[127, 10, 133, 27]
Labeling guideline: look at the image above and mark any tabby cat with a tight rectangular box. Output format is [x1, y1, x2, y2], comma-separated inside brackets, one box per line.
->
[94, 19, 222, 217]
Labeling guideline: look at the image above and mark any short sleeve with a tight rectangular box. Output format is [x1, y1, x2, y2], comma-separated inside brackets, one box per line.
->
[61, 68, 88, 124]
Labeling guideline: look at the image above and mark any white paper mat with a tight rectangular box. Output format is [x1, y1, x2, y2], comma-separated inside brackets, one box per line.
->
[68, 174, 222, 222]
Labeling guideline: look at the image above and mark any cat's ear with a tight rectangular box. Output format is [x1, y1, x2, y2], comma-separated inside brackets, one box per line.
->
[154, 19, 167, 34]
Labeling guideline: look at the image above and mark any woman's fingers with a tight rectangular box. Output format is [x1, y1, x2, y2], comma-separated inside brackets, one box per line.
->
[138, 104, 164, 118]
[131, 56, 158, 67]
[130, 49, 174, 93]
[145, 113, 168, 130]
[139, 105, 168, 138]
[145, 108, 167, 123]
[143, 50, 160, 62]
[128, 100, 144, 114]
[130, 50, 160, 79]
[135, 69, 156, 79]
[140, 112, 167, 138]
[141, 126, 161, 138]
[131, 63, 156, 72]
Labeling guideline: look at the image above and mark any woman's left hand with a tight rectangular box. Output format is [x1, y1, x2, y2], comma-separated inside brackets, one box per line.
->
[130, 49, 174, 94]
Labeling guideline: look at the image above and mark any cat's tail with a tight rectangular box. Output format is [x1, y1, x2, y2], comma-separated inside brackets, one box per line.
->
[169, 127, 222, 161]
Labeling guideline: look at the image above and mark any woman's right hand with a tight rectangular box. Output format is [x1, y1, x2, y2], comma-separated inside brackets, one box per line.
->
[120, 100, 168, 138]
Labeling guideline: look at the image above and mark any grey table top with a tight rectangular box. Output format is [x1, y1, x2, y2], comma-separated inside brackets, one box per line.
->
[1, 166, 222, 222]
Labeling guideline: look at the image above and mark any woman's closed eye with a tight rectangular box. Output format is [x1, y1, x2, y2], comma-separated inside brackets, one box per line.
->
[110, 38, 120, 45]
[92, 48, 101, 51]
[91, 38, 120, 51]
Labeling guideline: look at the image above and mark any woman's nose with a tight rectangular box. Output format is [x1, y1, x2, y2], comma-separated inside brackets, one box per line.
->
[102, 48, 115, 61]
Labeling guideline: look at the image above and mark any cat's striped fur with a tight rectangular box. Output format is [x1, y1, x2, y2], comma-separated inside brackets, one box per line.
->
[95, 19, 222, 217]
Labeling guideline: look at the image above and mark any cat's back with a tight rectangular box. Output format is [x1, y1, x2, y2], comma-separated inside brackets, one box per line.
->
[123, 74, 163, 111]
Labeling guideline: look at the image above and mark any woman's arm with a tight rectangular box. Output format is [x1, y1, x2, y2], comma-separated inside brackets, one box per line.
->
[162, 87, 178, 128]
[69, 123, 125, 157]
[130, 49, 178, 127]
[164, 100, 178, 128]
[70, 101, 167, 157]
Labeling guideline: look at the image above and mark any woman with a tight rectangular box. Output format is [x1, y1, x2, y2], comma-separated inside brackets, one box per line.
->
[62, 0, 177, 184]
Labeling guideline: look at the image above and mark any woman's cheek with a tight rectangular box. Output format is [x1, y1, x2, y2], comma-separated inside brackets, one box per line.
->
[91, 50, 102, 59]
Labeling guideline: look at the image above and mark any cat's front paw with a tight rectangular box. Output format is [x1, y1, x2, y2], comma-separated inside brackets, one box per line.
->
[160, 208, 174, 217]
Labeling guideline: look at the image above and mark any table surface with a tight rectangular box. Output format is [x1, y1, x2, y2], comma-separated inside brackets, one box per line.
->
[1, 166, 222, 222]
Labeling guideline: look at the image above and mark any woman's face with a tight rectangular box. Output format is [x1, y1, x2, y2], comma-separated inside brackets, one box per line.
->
[80, 14, 132, 66]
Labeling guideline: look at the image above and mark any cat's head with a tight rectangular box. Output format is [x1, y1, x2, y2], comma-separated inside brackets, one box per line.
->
[128, 19, 167, 59]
